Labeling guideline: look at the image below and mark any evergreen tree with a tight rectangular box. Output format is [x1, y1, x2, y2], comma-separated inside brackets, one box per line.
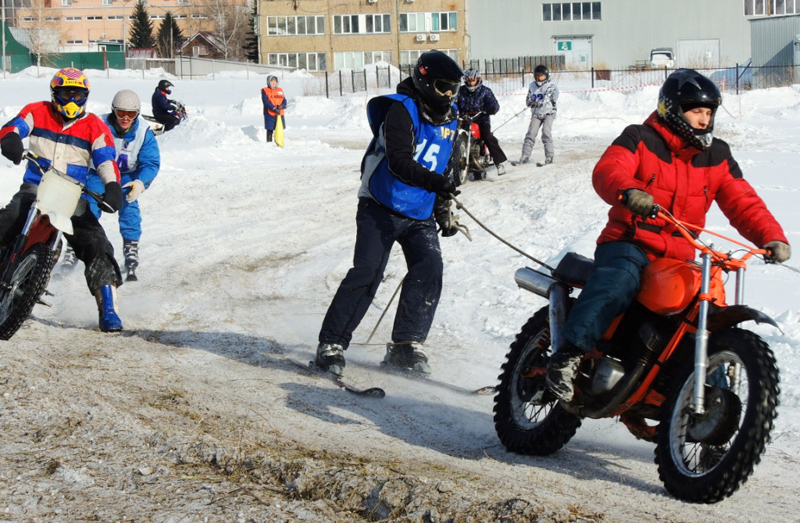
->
[156, 12, 183, 58]
[129, 0, 155, 49]
[243, 6, 259, 63]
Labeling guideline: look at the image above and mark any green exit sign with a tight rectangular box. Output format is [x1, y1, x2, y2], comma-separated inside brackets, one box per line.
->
[558, 41, 572, 51]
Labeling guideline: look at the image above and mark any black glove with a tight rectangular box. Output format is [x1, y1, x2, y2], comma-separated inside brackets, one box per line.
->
[431, 177, 461, 200]
[763, 241, 791, 263]
[1, 133, 24, 165]
[434, 198, 459, 237]
[622, 189, 655, 217]
[102, 182, 123, 213]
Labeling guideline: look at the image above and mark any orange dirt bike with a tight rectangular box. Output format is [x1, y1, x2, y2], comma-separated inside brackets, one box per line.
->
[0, 151, 112, 340]
[493, 205, 781, 503]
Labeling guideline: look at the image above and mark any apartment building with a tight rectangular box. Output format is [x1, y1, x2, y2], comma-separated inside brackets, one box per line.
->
[13, 0, 214, 52]
[258, 0, 466, 72]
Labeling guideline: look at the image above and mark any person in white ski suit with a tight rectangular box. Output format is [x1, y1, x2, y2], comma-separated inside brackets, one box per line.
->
[520, 65, 559, 165]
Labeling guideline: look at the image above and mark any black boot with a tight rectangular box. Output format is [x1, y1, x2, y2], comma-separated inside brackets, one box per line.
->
[382, 342, 431, 375]
[315, 342, 346, 376]
[545, 344, 584, 401]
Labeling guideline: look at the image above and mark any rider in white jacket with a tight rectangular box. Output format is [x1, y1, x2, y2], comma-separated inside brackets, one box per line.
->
[520, 65, 560, 166]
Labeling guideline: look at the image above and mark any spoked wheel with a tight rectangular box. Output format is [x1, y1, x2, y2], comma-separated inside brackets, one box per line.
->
[0, 244, 55, 340]
[454, 134, 469, 186]
[655, 328, 780, 503]
[493, 306, 582, 456]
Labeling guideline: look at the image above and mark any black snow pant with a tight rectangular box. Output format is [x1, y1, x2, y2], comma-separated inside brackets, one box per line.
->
[477, 121, 507, 166]
[319, 197, 443, 349]
[154, 112, 181, 132]
[0, 183, 123, 294]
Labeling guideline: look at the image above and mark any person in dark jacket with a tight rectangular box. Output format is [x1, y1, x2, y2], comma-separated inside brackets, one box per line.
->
[151, 80, 181, 132]
[546, 68, 791, 402]
[315, 50, 465, 377]
[456, 68, 508, 176]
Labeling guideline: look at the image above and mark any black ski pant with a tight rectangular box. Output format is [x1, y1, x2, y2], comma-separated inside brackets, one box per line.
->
[0, 183, 122, 294]
[154, 112, 181, 132]
[319, 197, 443, 350]
[478, 121, 507, 166]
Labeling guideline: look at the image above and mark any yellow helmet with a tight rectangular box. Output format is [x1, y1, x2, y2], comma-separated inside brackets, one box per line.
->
[50, 68, 91, 119]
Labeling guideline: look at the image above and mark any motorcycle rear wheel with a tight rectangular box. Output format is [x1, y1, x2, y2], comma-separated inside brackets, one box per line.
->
[0, 244, 55, 340]
[655, 328, 779, 503]
[493, 305, 582, 455]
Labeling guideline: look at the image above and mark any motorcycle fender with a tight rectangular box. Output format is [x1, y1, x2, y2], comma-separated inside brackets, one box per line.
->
[707, 304, 780, 332]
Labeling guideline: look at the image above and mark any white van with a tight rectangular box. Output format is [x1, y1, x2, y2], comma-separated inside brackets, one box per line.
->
[650, 48, 675, 69]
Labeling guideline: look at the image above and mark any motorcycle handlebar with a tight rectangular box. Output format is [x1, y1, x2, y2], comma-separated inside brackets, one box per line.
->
[653, 205, 769, 264]
[21, 150, 115, 214]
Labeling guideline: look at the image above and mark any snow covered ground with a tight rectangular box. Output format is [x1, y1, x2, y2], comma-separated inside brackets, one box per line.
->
[1, 66, 799, 521]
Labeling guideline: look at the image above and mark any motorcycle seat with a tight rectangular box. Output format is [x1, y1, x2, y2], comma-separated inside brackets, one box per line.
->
[553, 252, 595, 287]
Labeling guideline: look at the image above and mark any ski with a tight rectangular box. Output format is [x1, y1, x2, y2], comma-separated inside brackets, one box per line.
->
[536, 159, 553, 167]
[351, 360, 495, 396]
[287, 358, 386, 398]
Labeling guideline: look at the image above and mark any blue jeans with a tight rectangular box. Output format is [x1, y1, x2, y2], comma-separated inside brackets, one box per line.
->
[561, 241, 649, 352]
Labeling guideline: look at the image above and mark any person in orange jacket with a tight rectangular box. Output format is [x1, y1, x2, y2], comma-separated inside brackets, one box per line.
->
[261, 75, 286, 143]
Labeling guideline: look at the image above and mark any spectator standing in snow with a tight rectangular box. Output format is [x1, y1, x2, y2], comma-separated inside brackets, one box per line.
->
[261, 75, 286, 143]
[545, 68, 791, 402]
[151, 80, 181, 132]
[456, 68, 508, 176]
[519, 65, 559, 166]
[86, 90, 161, 283]
[315, 50, 464, 378]
[0, 67, 125, 332]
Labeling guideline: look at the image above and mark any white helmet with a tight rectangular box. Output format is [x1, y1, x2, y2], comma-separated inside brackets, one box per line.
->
[112, 89, 141, 114]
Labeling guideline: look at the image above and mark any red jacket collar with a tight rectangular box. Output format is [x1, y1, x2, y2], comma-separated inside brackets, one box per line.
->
[644, 111, 700, 161]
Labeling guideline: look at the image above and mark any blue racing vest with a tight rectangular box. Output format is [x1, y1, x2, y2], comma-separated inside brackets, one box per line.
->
[359, 95, 457, 220]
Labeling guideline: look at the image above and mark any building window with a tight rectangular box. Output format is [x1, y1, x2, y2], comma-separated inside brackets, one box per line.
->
[267, 15, 325, 35]
[87, 15, 103, 21]
[399, 12, 457, 32]
[333, 50, 392, 69]
[102, 0, 113, 4]
[150, 15, 165, 20]
[268, 52, 327, 72]
[66, 39, 83, 44]
[191, 14, 208, 20]
[65, 16, 82, 21]
[543, 2, 601, 21]
[333, 14, 391, 34]
[400, 49, 458, 66]
[45, 16, 61, 22]
[107, 15, 123, 20]
[21, 16, 34, 22]
[174, 14, 187, 20]
[746, 0, 797, 15]
[61, 0, 72, 5]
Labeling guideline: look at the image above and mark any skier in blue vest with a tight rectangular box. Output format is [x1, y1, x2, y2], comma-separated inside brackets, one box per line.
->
[86, 90, 161, 282]
[315, 50, 464, 377]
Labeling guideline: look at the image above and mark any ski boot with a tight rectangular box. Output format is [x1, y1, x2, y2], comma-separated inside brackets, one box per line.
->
[381, 342, 431, 376]
[123, 239, 139, 282]
[314, 342, 346, 377]
[95, 284, 123, 332]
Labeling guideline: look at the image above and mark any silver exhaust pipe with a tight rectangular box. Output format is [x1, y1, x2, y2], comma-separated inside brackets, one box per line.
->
[514, 267, 557, 298]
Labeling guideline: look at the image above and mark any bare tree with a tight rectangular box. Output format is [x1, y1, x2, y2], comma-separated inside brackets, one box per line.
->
[204, 0, 250, 61]
[25, 0, 61, 74]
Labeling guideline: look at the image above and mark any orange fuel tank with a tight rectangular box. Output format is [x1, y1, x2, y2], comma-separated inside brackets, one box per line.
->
[636, 258, 726, 315]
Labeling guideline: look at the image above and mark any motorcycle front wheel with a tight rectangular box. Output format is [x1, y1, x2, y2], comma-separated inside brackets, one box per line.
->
[0, 244, 55, 340]
[493, 305, 582, 456]
[655, 328, 780, 503]
[454, 134, 469, 186]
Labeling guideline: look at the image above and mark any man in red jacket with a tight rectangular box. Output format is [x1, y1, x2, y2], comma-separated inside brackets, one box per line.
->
[546, 68, 791, 401]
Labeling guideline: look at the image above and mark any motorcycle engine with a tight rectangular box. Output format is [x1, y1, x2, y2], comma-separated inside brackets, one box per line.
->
[588, 357, 626, 395]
